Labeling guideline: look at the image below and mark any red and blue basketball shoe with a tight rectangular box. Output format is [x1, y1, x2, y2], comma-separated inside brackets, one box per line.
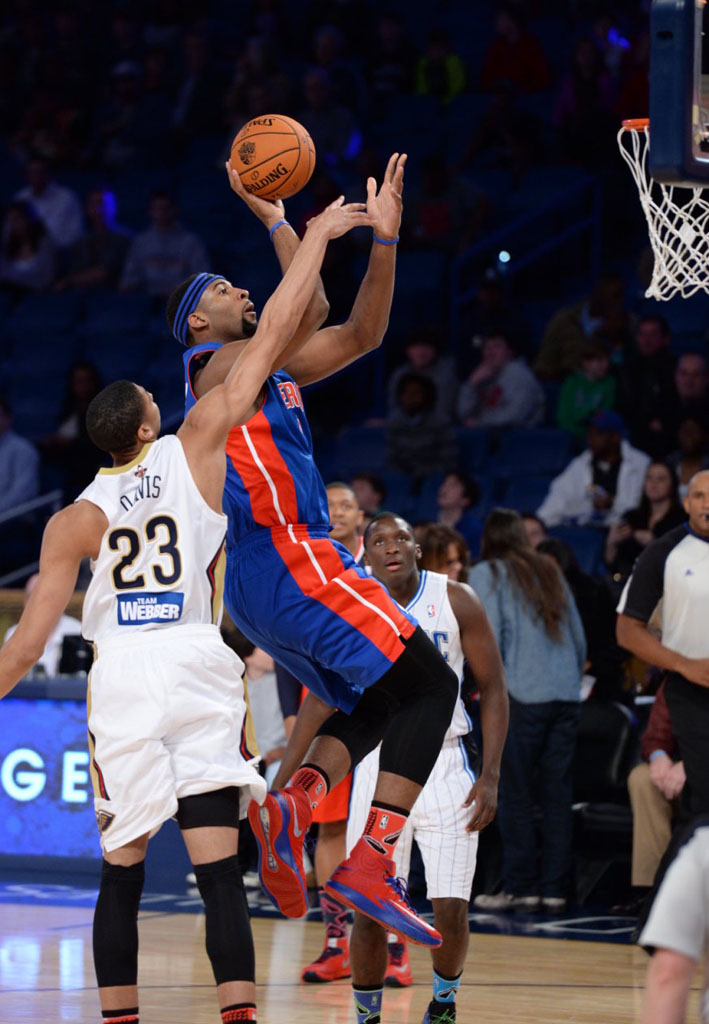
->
[248, 787, 312, 918]
[324, 838, 442, 948]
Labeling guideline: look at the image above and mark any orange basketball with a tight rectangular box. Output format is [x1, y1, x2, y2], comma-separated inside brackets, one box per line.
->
[229, 114, 316, 201]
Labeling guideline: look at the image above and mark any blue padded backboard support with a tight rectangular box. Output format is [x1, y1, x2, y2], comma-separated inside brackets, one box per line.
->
[649, 0, 709, 183]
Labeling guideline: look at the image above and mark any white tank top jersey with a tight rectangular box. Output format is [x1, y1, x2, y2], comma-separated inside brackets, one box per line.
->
[405, 569, 470, 739]
[77, 435, 228, 643]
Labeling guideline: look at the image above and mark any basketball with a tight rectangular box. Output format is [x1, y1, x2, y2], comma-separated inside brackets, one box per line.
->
[229, 114, 316, 201]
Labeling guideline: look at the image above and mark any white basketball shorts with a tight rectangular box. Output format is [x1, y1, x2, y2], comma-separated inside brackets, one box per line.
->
[87, 623, 266, 853]
[347, 736, 479, 900]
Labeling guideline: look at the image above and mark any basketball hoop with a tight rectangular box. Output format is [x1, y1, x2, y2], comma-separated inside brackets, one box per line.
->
[618, 118, 709, 301]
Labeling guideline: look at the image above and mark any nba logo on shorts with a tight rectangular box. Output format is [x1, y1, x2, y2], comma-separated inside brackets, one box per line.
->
[427, 604, 435, 617]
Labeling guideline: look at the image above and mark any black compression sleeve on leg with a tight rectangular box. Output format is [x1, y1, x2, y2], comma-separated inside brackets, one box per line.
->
[93, 859, 145, 989]
[194, 855, 255, 985]
[318, 626, 458, 784]
[176, 787, 240, 830]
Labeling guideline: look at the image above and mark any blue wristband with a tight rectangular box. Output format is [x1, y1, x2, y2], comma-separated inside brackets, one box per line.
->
[373, 232, 399, 246]
[649, 750, 669, 762]
[269, 219, 288, 240]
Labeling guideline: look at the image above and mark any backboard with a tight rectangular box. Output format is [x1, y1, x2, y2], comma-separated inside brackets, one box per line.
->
[650, 0, 709, 184]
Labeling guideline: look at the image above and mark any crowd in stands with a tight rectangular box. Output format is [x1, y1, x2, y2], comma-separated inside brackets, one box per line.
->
[1, 0, 709, 917]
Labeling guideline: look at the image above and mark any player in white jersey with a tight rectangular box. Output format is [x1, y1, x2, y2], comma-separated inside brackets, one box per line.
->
[348, 512, 508, 1024]
[0, 196, 374, 1024]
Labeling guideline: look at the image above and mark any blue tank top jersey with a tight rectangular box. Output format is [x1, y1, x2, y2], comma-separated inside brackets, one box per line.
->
[183, 342, 330, 545]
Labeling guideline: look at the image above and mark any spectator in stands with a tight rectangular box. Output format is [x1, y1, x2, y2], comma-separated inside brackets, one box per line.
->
[0, 396, 40, 513]
[479, 5, 552, 95]
[298, 68, 361, 166]
[93, 61, 144, 169]
[554, 37, 616, 170]
[55, 188, 131, 291]
[311, 24, 366, 115]
[415, 28, 466, 104]
[521, 512, 548, 549]
[539, 536, 625, 703]
[3, 573, 82, 677]
[39, 362, 105, 499]
[0, 200, 55, 294]
[172, 30, 229, 149]
[242, 645, 287, 787]
[387, 373, 458, 481]
[349, 473, 386, 531]
[456, 80, 543, 183]
[387, 326, 458, 421]
[534, 273, 630, 381]
[405, 153, 489, 252]
[624, 680, 684, 915]
[537, 410, 651, 528]
[668, 352, 709, 437]
[14, 156, 83, 248]
[667, 416, 709, 499]
[419, 522, 470, 581]
[557, 339, 616, 442]
[120, 191, 208, 300]
[456, 332, 544, 428]
[366, 12, 418, 105]
[470, 508, 585, 913]
[456, 266, 530, 371]
[435, 471, 482, 556]
[604, 461, 686, 586]
[616, 314, 677, 457]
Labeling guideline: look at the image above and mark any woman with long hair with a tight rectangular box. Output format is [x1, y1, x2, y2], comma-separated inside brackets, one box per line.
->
[469, 507, 586, 913]
[419, 522, 470, 581]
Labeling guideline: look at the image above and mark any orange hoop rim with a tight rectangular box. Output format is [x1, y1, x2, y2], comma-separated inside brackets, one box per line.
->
[621, 117, 649, 132]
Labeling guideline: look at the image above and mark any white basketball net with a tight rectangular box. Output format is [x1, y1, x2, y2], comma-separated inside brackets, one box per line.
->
[617, 121, 709, 301]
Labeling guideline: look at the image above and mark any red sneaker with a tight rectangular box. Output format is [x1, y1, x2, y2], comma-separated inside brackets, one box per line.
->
[247, 787, 312, 918]
[385, 938, 413, 987]
[324, 838, 442, 948]
[301, 939, 351, 983]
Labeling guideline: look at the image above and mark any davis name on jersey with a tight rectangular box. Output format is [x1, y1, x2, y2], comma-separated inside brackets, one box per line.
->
[77, 435, 228, 642]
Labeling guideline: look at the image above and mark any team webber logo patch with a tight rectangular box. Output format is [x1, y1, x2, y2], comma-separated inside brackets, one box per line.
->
[117, 592, 184, 625]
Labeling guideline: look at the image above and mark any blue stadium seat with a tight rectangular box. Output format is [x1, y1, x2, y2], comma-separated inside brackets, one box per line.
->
[548, 525, 605, 576]
[10, 391, 64, 439]
[332, 427, 389, 476]
[85, 332, 151, 383]
[495, 428, 574, 477]
[499, 474, 554, 513]
[457, 427, 491, 475]
[7, 292, 82, 334]
[82, 292, 151, 335]
[4, 329, 82, 376]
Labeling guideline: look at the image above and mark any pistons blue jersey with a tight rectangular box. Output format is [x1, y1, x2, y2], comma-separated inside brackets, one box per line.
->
[183, 343, 330, 545]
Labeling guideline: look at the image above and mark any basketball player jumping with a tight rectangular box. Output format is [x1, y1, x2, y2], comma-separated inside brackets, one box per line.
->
[166, 153, 462, 947]
[348, 512, 508, 1024]
[0, 197, 369, 1024]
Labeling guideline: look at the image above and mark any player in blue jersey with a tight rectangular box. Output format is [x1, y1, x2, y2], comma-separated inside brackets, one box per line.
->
[167, 154, 462, 947]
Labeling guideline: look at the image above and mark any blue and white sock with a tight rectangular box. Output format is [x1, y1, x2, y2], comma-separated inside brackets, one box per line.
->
[433, 969, 462, 1004]
[353, 985, 383, 1024]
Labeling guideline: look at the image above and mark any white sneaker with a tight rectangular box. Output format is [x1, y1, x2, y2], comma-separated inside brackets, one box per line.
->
[542, 896, 568, 914]
[473, 892, 541, 912]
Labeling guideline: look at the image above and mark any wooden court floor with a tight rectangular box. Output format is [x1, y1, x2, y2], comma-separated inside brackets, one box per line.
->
[0, 902, 703, 1023]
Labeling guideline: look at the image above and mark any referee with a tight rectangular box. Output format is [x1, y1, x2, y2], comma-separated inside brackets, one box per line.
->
[617, 470, 709, 815]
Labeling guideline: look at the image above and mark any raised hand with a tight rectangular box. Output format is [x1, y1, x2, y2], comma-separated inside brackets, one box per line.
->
[225, 160, 285, 229]
[366, 152, 407, 242]
[306, 195, 373, 239]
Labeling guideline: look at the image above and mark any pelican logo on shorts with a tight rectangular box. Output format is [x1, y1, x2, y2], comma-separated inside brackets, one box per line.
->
[238, 140, 256, 165]
[117, 591, 184, 624]
[96, 810, 115, 833]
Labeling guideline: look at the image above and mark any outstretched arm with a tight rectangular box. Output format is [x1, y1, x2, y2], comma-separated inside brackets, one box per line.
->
[449, 580, 509, 833]
[0, 502, 105, 698]
[225, 164, 330, 357]
[180, 199, 373, 448]
[283, 153, 407, 387]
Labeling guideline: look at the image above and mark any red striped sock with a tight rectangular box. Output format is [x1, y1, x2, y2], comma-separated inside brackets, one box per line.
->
[101, 1009, 139, 1023]
[221, 1002, 257, 1022]
[363, 802, 409, 858]
[292, 764, 330, 811]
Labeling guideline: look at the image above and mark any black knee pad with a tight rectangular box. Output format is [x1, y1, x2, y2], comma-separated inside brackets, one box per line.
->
[317, 682, 396, 769]
[176, 787, 240, 830]
[194, 855, 254, 985]
[93, 859, 145, 989]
